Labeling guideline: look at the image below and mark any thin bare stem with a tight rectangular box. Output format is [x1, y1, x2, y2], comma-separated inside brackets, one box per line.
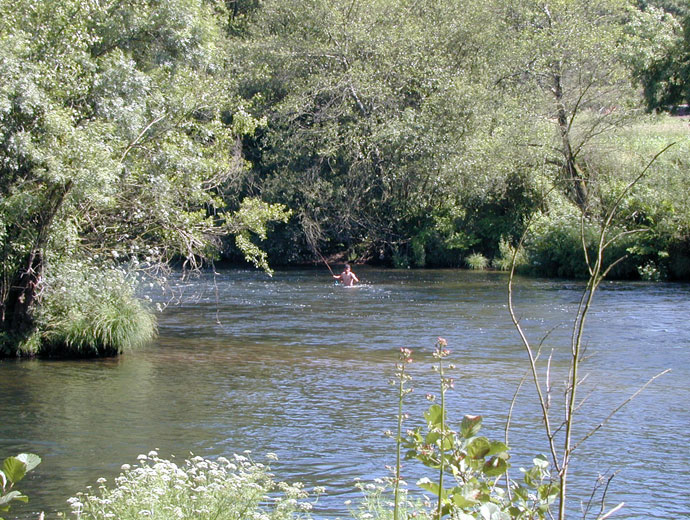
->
[571, 369, 671, 453]
[120, 115, 165, 163]
[598, 502, 625, 520]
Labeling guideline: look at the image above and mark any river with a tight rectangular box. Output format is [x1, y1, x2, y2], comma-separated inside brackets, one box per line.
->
[1, 268, 689, 519]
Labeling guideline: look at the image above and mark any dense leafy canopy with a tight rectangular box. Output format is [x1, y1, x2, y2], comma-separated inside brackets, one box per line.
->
[0, 0, 289, 354]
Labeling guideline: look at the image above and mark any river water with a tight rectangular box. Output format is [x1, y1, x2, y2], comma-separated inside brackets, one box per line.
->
[1, 268, 689, 519]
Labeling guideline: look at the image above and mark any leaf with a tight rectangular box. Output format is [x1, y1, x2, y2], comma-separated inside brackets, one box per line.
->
[0, 490, 28, 507]
[487, 441, 509, 457]
[15, 454, 40, 473]
[482, 456, 509, 477]
[461, 414, 482, 438]
[479, 502, 503, 520]
[466, 436, 491, 459]
[426, 431, 442, 446]
[416, 477, 445, 498]
[1, 458, 26, 485]
[451, 492, 478, 509]
[533, 454, 549, 469]
[425, 404, 444, 428]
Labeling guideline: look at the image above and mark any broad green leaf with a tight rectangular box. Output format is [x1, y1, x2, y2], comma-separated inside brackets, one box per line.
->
[461, 414, 482, 438]
[480, 502, 503, 520]
[539, 483, 559, 503]
[425, 404, 444, 428]
[452, 492, 478, 508]
[416, 477, 446, 498]
[1, 458, 26, 485]
[482, 456, 509, 477]
[426, 431, 441, 446]
[533, 454, 549, 469]
[0, 490, 28, 507]
[487, 440, 509, 457]
[441, 435, 454, 451]
[15, 454, 40, 473]
[466, 436, 491, 459]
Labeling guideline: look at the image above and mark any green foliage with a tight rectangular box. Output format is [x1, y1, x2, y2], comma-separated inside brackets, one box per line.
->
[228, 198, 292, 275]
[350, 481, 433, 520]
[627, 6, 690, 110]
[36, 262, 157, 357]
[0, 0, 290, 353]
[465, 253, 489, 271]
[232, 0, 529, 264]
[492, 238, 527, 272]
[69, 451, 317, 520]
[357, 340, 559, 520]
[0, 453, 41, 519]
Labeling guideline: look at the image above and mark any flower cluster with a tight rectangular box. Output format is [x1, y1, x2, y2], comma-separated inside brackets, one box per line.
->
[68, 451, 316, 520]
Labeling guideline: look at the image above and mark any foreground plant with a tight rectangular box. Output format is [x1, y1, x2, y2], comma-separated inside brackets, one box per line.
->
[402, 340, 557, 520]
[69, 451, 317, 520]
[508, 147, 674, 519]
[356, 341, 557, 520]
[0, 453, 41, 520]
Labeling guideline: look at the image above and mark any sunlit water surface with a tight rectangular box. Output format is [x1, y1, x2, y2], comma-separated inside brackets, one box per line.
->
[1, 268, 689, 519]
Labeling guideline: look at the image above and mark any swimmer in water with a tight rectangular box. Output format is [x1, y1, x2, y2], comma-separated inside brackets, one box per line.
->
[333, 264, 359, 286]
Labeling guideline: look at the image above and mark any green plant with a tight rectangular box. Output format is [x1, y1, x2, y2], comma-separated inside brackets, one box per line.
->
[36, 262, 156, 357]
[492, 238, 526, 272]
[401, 340, 558, 520]
[508, 146, 674, 519]
[358, 340, 558, 520]
[69, 451, 319, 520]
[465, 253, 489, 271]
[0, 453, 41, 520]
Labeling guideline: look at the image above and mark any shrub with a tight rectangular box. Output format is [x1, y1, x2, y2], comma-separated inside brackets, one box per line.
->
[36, 261, 156, 357]
[492, 237, 527, 272]
[0, 453, 41, 519]
[69, 451, 317, 520]
[465, 252, 489, 270]
[352, 341, 558, 520]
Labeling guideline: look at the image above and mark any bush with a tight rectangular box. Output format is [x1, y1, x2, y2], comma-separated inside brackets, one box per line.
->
[69, 451, 318, 520]
[492, 237, 527, 272]
[36, 262, 156, 357]
[465, 252, 489, 270]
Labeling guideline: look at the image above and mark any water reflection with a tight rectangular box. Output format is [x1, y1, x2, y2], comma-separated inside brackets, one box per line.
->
[1, 268, 689, 519]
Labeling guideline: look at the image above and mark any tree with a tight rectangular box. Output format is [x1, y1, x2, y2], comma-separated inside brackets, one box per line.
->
[0, 0, 288, 354]
[231, 0, 538, 266]
[631, 6, 690, 110]
[508, 146, 674, 519]
[488, 0, 642, 210]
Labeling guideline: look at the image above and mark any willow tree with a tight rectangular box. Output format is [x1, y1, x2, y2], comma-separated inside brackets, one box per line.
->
[0, 0, 288, 354]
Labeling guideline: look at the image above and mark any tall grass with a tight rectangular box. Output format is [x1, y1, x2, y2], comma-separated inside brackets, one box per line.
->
[465, 252, 489, 270]
[37, 262, 156, 357]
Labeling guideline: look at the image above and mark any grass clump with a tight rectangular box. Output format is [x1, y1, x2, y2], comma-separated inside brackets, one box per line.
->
[69, 451, 318, 520]
[465, 252, 489, 270]
[37, 262, 156, 357]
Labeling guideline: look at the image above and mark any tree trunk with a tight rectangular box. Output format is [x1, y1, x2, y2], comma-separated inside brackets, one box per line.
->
[553, 72, 588, 210]
[0, 181, 72, 338]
